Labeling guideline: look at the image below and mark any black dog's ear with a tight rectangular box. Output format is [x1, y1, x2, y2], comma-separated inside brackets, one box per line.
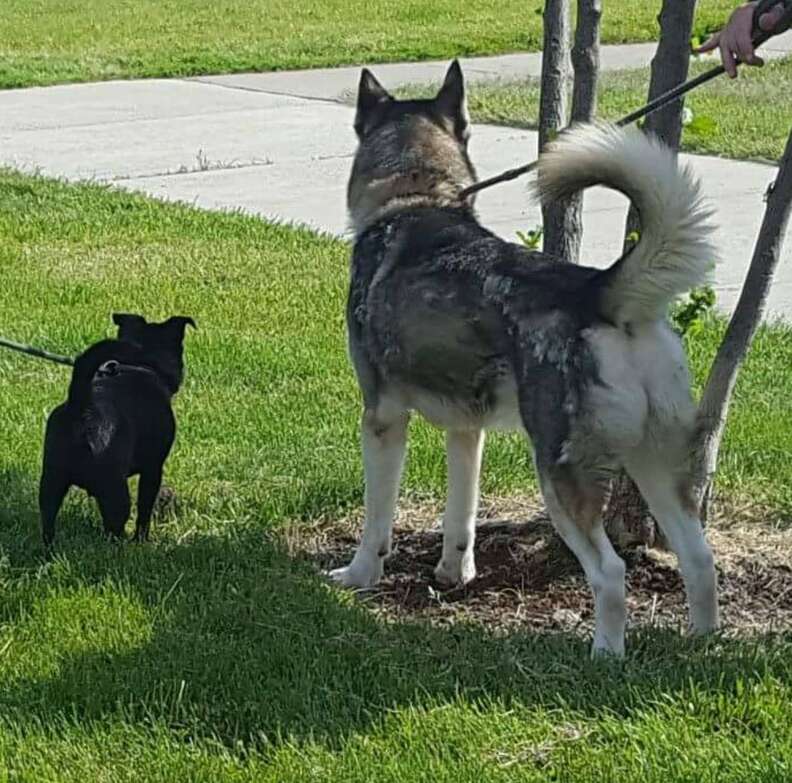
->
[165, 316, 197, 339]
[354, 68, 393, 139]
[112, 313, 147, 341]
[112, 313, 146, 329]
[435, 60, 470, 142]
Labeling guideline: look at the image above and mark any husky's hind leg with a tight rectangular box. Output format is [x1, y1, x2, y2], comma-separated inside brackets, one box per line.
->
[330, 405, 409, 588]
[539, 463, 627, 656]
[624, 451, 719, 635]
[435, 428, 484, 586]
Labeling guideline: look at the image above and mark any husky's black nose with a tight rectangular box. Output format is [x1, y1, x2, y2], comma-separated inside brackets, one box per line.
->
[97, 360, 120, 378]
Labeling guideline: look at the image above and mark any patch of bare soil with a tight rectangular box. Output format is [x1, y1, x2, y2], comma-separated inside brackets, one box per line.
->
[290, 496, 792, 637]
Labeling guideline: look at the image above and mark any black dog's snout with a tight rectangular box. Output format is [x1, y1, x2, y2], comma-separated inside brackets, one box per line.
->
[97, 360, 120, 378]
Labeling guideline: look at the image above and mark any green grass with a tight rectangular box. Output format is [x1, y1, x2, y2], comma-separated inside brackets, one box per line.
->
[2, 169, 792, 780]
[445, 57, 792, 162]
[0, 0, 740, 90]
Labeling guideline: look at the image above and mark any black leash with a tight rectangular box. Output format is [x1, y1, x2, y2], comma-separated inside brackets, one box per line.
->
[0, 337, 74, 367]
[461, 0, 792, 199]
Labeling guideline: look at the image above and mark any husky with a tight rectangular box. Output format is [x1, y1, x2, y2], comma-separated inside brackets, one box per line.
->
[331, 60, 719, 656]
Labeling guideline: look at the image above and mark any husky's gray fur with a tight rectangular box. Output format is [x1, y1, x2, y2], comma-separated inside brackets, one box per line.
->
[331, 61, 719, 656]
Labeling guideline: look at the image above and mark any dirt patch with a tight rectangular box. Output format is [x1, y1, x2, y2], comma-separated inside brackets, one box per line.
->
[290, 495, 792, 637]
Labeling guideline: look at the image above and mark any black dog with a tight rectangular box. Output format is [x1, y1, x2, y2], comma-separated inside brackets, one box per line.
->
[39, 313, 195, 547]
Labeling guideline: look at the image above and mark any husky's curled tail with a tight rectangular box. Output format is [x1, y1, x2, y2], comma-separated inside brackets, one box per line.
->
[534, 123, 717, 326]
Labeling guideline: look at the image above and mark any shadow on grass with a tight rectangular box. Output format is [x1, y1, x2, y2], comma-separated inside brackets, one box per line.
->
[0, 469, 790, 751]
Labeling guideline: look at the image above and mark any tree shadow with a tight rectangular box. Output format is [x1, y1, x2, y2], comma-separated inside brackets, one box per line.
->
[1, 512, 790, 751]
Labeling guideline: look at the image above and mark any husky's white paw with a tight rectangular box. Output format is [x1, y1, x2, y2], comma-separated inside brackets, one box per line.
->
[328, 550, 383, 588]
[590, 634, 625, 659]
[434, 553, 476, 587]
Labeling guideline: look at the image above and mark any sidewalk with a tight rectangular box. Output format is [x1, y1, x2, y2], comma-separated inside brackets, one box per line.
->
[2, 36, 791, 317]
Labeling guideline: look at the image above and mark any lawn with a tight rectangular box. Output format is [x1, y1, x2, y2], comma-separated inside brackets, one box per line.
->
[398, 56, 792, 163]
[0, 0, 739, 90]
[2, 169, 792, 780]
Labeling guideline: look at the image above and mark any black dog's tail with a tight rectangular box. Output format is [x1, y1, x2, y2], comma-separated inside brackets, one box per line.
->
[67, 339, 145, 411]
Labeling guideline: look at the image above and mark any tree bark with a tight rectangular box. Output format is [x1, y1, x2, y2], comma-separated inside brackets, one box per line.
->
[692, 129, 792, 516]
[563, 0, 603, 264]
[539, 0, 573, 260]
[623, 0, 698, 252]
[607, 0, 698, 549]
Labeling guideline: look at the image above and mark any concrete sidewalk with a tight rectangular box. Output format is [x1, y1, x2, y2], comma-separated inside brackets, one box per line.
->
[2, 37, 792, 317]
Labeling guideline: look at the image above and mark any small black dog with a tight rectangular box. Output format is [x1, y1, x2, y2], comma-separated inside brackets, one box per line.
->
[39, 313, 195, 547]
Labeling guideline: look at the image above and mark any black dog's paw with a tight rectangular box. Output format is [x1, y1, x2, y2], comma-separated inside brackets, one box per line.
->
[154, 485, 178, 521]
[103, 529, 127, 543]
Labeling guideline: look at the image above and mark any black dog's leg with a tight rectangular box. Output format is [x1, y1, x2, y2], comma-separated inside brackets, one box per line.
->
[96, 479, 131, 540]
[39, 469, 69, 549]
[134, 466, 163, 542]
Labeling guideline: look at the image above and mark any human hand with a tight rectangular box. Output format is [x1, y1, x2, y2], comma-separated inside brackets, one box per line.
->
[695, 2, 788, 78]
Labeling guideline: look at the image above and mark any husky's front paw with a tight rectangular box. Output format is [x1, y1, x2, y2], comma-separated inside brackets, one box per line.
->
[434, 552, 476, 587]
[328, 550, 383, 588]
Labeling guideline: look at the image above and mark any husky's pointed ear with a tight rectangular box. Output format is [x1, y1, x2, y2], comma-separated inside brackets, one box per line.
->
[435, 60, 470, 141]
[354, 69, 393, 138]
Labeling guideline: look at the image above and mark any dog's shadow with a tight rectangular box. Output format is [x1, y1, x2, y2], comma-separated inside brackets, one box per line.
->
[1, 478, 790, 751]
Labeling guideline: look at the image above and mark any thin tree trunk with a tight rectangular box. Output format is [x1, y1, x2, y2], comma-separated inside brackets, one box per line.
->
[644, 0, 698, 147]
[564, 0, 603, 264]
[607, 0, 698, 549]
[624, 0, 698, 251]
[539, 0, 573, 260]
[692, 129, 792, 517]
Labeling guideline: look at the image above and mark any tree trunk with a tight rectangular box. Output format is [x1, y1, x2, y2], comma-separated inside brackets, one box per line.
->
[539, 0, 573, 260]
[606, 0, 698, 549]
[563, 0, 603, 264]
[692, 128, 792, 516]
[623, 0, 699, 252]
